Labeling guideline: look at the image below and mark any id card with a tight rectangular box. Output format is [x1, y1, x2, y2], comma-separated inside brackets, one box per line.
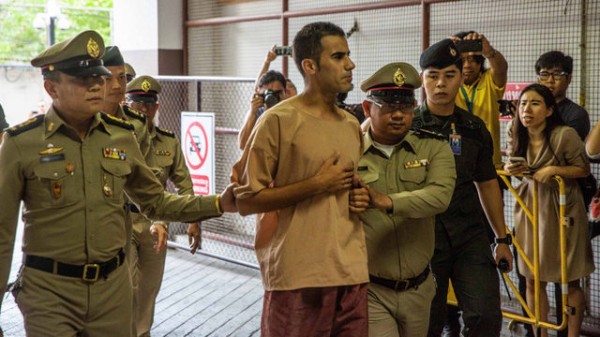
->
[449, 133, 462, 155]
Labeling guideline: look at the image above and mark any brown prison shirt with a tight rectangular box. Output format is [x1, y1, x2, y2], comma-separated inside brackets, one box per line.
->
[234, 101, 369, 291]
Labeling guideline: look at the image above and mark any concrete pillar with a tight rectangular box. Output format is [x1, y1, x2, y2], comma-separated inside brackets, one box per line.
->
[113, 0, 183, 76]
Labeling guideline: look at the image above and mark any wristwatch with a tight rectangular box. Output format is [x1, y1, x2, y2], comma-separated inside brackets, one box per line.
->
[494, 233, 512, 245]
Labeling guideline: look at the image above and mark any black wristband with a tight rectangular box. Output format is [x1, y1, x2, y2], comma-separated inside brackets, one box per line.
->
[494, 233, 512, 245]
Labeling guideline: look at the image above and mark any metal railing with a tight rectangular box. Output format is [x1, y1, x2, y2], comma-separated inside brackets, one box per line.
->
[498, 171, 570, 332]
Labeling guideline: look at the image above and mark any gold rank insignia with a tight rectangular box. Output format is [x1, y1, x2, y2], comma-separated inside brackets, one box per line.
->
[8, 118, 37, 133]
[449, 46, 457, 57]
[155, 149, 171, 156]
[87, 37, 101, 58]
[141, 79, 151, 92]
[39, 146, 63, 155]
[393, 68, 406, 86]
[404, 159, 430, 169]
[103, 147, 127, 160]
[48, 65, 55, 71]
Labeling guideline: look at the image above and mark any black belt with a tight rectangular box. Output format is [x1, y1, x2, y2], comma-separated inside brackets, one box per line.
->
[370, 266, 430, 292]
[25, 250, 125, 282]
[125, 203, 140, 213]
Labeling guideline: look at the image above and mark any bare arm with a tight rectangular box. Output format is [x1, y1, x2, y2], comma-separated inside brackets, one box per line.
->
[533, 164, 589, 184]
[236, 153, 354, 215]
[475, 178, 513, 271]
[238, 92, 264, 150]
[253, 46, 277, 89]
[480, 34, 508, 88]
[459, 32, 508, 88]
[586, 120, 600, 158]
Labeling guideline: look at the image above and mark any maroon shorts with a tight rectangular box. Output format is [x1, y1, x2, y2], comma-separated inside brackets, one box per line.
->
[261, 283, 368, 337]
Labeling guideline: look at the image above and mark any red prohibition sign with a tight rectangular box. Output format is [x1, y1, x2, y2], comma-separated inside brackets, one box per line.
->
[185, 121, 208, 170]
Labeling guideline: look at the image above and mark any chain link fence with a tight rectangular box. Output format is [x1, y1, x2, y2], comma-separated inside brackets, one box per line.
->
[155, 76, 259, 268]
[175, 0, 600, 333]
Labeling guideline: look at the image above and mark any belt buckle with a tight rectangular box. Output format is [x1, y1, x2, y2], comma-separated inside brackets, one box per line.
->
[394, 280, 409, 291]
[82, 264, 100, 282]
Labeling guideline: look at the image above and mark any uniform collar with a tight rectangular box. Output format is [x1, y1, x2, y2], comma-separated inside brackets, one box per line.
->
[417, 101, 468, 127]
[43, 106, 107, 139]
[149, 126, 160, 142]
[363, 128, 417, 155]
[114, 105, 125, 120]
[42, 106, 65, 139]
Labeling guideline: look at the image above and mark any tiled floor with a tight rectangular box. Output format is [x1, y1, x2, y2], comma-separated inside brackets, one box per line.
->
[0, 247, 264, 337]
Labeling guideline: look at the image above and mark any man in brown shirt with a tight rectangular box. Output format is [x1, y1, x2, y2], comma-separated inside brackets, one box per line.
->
[233, 22, 369, 337]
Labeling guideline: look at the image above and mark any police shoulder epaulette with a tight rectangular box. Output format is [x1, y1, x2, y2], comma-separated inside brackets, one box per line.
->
[101, 112, 134, 131]
[5, 114, 44, 136]
[155, 126, 175, 138]
[412, 128, 446, 141]
[123, 105, 147, 123]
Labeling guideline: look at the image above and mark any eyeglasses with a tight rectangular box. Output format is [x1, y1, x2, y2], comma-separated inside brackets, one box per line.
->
[127, 101, 158, 110]
[367, 99, 413, 114]
[537, 71, 569, 81]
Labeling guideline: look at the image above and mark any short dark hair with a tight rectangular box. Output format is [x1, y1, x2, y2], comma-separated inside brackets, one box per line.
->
[511, 83, 564, 157]
[454, 31, 485, 67]
[292, 22, 346, 77]
[257, 70, 286, 89]
[535, 51, 573, 74]
[43, 71, 62, 82]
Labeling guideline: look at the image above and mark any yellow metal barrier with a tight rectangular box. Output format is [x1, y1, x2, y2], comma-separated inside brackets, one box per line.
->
[496, 171, 569, 332]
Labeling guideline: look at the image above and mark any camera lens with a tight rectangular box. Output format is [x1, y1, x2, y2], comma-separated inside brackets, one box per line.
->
[263, 91, 280, 109]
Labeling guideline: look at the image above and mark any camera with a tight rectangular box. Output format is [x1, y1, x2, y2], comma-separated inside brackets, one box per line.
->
[261, 90, 281, 109]
[274, 46, 292, 56]
[497, 99, 515, 117]
[455, 39, 483, 53]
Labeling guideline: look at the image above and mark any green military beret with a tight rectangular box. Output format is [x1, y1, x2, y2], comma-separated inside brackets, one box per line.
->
[126, 75, 161, 103]
[31, 30, 110, 77]
[360, 62, 421, 103]
[124, 63, 136, 82]
[419, 38, 460, 70]
[102, 46, 124, 67]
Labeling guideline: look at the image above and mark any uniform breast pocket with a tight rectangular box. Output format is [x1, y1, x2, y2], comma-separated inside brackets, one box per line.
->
[101, 160, 132, 204]
[399, 166, 427, 188]
[154, 156, 174, 184]
[358, 166, 379, 185]
[32, 162, 78, 208]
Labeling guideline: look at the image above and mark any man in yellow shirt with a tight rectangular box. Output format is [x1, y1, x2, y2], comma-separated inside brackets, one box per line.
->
[453, 31, 508, 170]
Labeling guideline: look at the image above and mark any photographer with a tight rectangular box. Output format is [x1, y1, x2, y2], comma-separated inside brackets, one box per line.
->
[239, 70, 287, 149]
[452, 31, 508, 170]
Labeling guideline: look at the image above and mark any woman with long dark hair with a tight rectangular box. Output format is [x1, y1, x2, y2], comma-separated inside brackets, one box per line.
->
[504, 83, 594, 337]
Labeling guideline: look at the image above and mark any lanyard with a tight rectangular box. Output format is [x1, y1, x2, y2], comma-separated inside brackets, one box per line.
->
[460, 81, 479, 114]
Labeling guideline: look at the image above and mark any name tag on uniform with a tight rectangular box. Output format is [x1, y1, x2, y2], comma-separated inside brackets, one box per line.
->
[404, 159, 429, 169]
[40, 153, 65, 163]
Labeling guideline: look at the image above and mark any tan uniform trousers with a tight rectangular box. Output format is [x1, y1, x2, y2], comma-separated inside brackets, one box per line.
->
[367, 273, 436, 337]
[15, 260, 132, 337]
[128, 214, 167, 337]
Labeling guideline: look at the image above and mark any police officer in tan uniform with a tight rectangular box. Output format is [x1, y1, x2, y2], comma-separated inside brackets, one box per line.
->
[125, 63, 137, 83]
[357, 63, 456, 337]
[125, 75, 200, 336]
[0, 103, 7, 145]
[102, 46, 152, 160]
[0, 30, 236, 337]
